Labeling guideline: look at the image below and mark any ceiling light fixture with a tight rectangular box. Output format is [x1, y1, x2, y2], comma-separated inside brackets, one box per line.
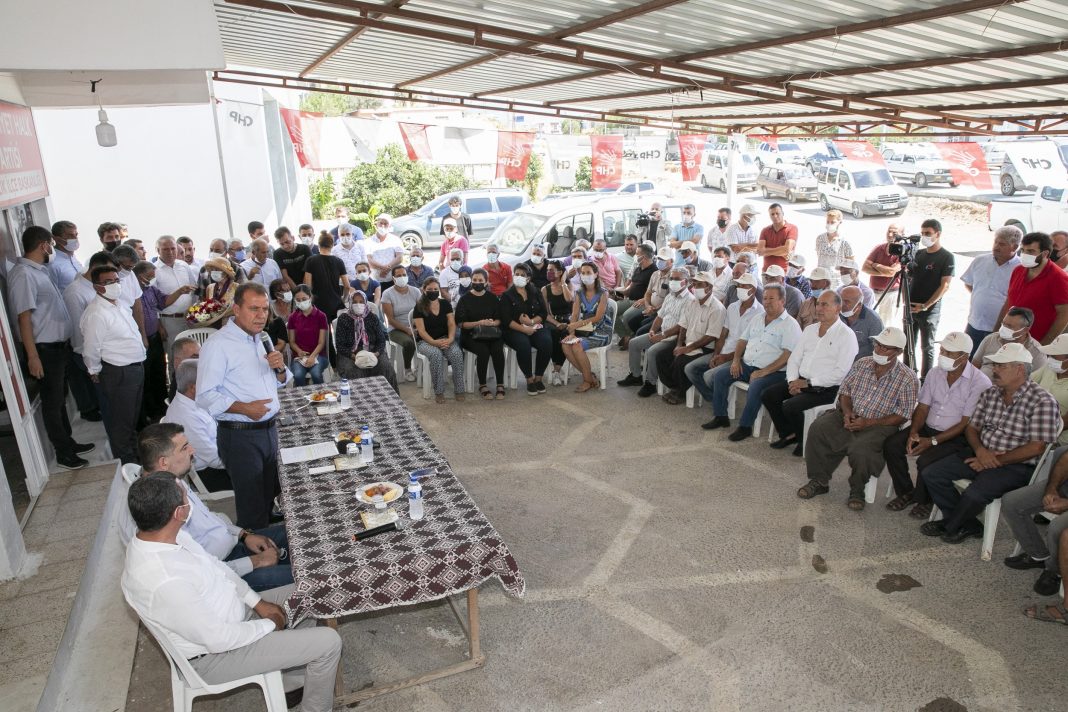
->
[90, 79, 117, 148]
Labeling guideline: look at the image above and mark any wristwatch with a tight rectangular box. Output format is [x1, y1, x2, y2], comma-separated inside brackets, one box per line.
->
[930, 437, 939, 446]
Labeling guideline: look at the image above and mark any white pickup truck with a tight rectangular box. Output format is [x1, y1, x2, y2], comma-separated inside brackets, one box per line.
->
[988, 184, 1068, 233]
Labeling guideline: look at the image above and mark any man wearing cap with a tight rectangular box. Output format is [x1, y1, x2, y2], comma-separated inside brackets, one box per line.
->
[762, 264, 804, 319]
[785, 254, 812, 299]
[706, 207, 732, 253]
[908, 219, 956, 378]
[703, 284, 800, 439]
[726, 204, 760, 254]
[614, 243, 657, 346]
[620, 267, 694, 395]
[690, 273, 765, 405]
[437, 216, 470, 270]
[836, 259, 873, 309]
[656, 271, 725, 405]
[724, 252, 763, 308]
[757, 203, 797, 272]
[709, 246, 734, 303]
[797, 267, 833, 330]
[636, 202, 671, 249]
[882, 332, 992, 517]
[921, 342, 1061, 543]
[998, 231, 1068, 345]
[668, 204, 703, 253]
[863, 223, 904, 327]
[676, 240, 711, 273]
[960, 225, 1022, 355]
[971, 307, 1046, 379]
[763, 289, 857, 456]
[840, 285, 883, 360]
[799, 327, 918, 509]
[520, 243, 551, 290]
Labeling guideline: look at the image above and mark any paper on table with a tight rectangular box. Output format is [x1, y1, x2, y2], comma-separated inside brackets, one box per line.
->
[280, 441, 340, 465]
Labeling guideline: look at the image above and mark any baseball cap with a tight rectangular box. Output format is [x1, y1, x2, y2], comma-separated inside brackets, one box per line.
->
[788, 254, 806, 268]
[680, 241, 697, 253]
[443, 217, 458, 228]
[939, 331, 973, 355]
[837, 259, 859, 271]
[656, 246, 676, 261]
[763, 265, 786, 278]
[1040, 334, 1068, 356]
[871, 327, 907, 350]
[734, 273, 759, 288]
[694, 270, 717, 285]
[985, 342, 1033, 364]
[809, 267, 833, 282]
[739, 204, 758, 217]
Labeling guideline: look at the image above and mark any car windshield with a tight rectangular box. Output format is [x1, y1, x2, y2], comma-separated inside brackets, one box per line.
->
[779, 142, 803, 153]
[783, 169, 808, 180]
[853, 169, 895, 188]
[492, 212, 549, 255]
[414, 198, 444, 215]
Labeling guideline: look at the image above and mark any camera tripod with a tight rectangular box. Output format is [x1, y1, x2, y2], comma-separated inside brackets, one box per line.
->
[873, 260, 917, 373]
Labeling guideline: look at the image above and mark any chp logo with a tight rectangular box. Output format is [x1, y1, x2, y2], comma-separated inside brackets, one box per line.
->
[680, 141, 702, 170]
[844, 143, 874, 160]
[229, 110, 254, 127]
[594, 147, 620, 176]
[943, 149, 982, 177]
[497, 143, 526, 170]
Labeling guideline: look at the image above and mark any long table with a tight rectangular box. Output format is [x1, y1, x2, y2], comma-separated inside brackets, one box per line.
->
[276, 377, 525, 705]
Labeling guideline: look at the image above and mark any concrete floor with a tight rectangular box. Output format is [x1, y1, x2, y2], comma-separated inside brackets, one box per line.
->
[122, 350, 1068, 712]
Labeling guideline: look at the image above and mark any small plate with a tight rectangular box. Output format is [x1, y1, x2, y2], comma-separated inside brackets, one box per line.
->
[307, 390, 339, 403]
[356, 482, 403, 504]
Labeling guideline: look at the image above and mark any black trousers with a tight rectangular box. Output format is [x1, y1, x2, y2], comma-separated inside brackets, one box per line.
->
[547, 324, 569, 366]
[35, 342, 77, 460]
[761, 381, 838, 445]
[656, 348, 708, 391]
[882, 425, 969, 500]
[503, 328, 553, 379]
[623, 308, 645, 335]
[217, 423, 279, 530]
[142, 333, 168, 424]
[197, 465, 234, 493]
[908, 303, 941, 378]
[66, 348, 99, 417]
[99, 361, 144, 465]
[464, 337, 505, 386]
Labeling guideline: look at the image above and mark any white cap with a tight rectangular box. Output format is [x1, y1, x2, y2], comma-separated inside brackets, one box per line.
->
[939, 331, 973, 355]
[680, 241, 697, 253]
[656, 246, 676, 261]
[1040, 334, 1068, 356]
[871, 326, 907, 350]
[788, 254, 806, 268]
[809, 267, 833, 282]
[985, 342, 1034, 364]
[837, 259, 859, 271]
[443, 217, 458, 228]
[763, 264, 786, 278]
[694, 270, 717, 285]
[739, 203, 758, 216]
[734, 273, 759, 288]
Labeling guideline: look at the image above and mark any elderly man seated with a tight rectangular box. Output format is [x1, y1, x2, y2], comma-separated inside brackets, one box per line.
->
[882, 332, 992, 518]
[122, 474, 340, 712]
[239, 238, 283, 288]
[799, 327, 919, 510]
[762, 265, 804, 319]
[124, 423, 293, 592]
[703, 283, 801, 440]
[840, 285, 883, 360]
[762, 290, 857, 456]
[1031, 334, 1068, 447]
[656, 271, 725, 405]
[589, 237, 623, 292]
[709, 246, 734, 303]
[971, 306, 1047, 378]
[724, 251, 763, 307]
[1003, 445, 1068, 599]
[785, 254, 812, 298]
[167, 335, 201, 400]
[921, 342, 1061, 543]
[796, 267, 833, 329]
[161, 359, 231, 492]
[689, 273, 765, 404]
[618, 246, 675, 343]
[837, 259, 874, 308]
[619, 267, 694, 396]
[520, 243, 550, 289]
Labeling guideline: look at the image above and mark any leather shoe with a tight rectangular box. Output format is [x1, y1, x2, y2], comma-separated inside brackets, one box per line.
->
[727, 426, 753, 442]
[920, 521, 946, 537]
[1004, 552, 1048, 570]
[940, 524, 983, 544]
[701, 416, 731, 430]
[770, 435, 797, 450]
[1034, 570, 1062, 596]
[637, 382, 657, 398]
[617, 373, 643, 387]
[792, 443, 804, 457]
[285, 686, 304, 709]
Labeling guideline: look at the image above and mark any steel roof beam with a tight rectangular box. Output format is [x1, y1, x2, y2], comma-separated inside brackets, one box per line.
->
[299, 0, 411, 77]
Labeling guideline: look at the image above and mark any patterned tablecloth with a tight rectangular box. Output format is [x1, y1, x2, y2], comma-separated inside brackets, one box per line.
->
[276, 377, 525, 623]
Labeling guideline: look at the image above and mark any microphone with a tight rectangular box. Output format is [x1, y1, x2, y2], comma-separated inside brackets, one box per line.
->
[259, 332, 285, 375]
[352, 519, 409, 541]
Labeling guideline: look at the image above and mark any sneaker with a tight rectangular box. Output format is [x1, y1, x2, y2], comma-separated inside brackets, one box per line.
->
[73, 442, 96, 455]
[617, 373, 643, 387]
[701, 416, 731, 430]
[56, 455, 88, 471]
[405, 370, 417, 382]
[637, 382, 657, 398]
[534, 380, 546, 393]
[551, 371, 563, 386]
[1004, 552, 1048, 570]
[526, 382, 539, 396]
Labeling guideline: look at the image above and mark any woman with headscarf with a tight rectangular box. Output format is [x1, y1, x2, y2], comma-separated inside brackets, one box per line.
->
[451, 264, 474, 308]
[335, 290, 398, 391]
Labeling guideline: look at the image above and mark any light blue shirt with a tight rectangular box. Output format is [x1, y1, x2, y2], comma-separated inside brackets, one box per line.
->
[48, 249, 83, 293]
[671, 222, 704, 245]
[960, 253, 1021, 331]
[196, 320, 292, 422]
[240, 257, 284, 289]
[741, 309, 802, 369]
[8, 257, 72, 343]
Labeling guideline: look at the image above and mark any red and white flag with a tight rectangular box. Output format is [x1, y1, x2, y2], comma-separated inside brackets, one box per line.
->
[678, 134, 706, 182]
[832, 139, 884, 165]
[279, 109, 323, 169]
[590, 135, 623, 189]
[398, 122, 432, 161]
[930, 141, 993, 190]
[495, 131, 536, 180]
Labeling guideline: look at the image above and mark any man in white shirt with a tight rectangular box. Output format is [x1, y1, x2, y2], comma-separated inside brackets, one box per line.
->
[81, 264, 147, 464]
[111, 244, 149, 345]
[438, 247, 465, 303]
[656, 270, 726, 405]
[960, 225, 1022, 355]
[762, 290, 859, 456]
[691, 272, 767, 407]
[240, 239, 284, 289]
[619, 267, 695, 395]
[162, 359, 229, 490]
[706, 206, 732, 255]
[176, 236, 204, 270]
[366, 214, 405, 288]
[334, 223, 366, 280]
[154, 235, 199, 358]
[709, 246, 734, 303]
[725, 203, 760, 254]
[122, 474, 340, 712]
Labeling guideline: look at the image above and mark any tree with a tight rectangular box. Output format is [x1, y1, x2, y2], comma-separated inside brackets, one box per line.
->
[308, 173, 337, 220]
[573, 155, 592, 191]
[341, 145, 475, 218]
[507, 151, 544, 200]
[299, 91, 381, 116]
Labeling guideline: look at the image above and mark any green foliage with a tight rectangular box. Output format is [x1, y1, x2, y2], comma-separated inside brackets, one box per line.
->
[507, 151, 544, 200]
[308, 173, 337, 220]
[573, 155, 592, 191]
[341, 145, 475, 218]
[299, 91, 380, 116]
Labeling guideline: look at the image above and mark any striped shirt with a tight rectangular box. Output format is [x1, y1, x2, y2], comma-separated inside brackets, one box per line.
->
[970, 380, 1062, 462]
[839, 357, 918, 420]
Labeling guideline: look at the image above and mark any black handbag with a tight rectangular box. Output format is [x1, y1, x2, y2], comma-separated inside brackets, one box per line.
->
[471, 324, 502, 340]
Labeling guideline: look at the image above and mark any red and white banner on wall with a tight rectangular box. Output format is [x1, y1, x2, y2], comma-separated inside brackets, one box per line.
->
[832, 140, 884, 165]
[930, 141, 993, 190]
[279, 109, 323, 170]
[590, 135, 623, 189]
[398, 122, 432, 161]
[677, 134, 706, 182]
[0, 101, 48, 210]
[495, 130, 536, 180]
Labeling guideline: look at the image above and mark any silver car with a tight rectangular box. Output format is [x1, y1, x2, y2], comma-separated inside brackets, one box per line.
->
[390, 188, 529, 252]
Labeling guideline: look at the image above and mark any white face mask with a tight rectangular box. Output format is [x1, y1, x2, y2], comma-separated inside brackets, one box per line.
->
[300, 236, 313, 246]
[146, 277, 157, 288]
[295, 299, 312, 312]
[939, 354, 961, 371]
[580, 274, 596, 286]
[872, 353, 891, 365]
[376, 226, 389, 237]
[280, 291, 293, 303]
[1018, 253, 1039, 269]
[208, 251, 225, 260]
[513, 275, 529, 289]
[841, 305, 858, 318]
[1049, 359, 1067, 374]
[448, 260, 461, 271]
[737, 287, 752, 301]
[999, 325, 1020, 341]
[103, 283, 122, 300]
[786, 266, 801, 278]
[839, 273, 854, 286]
[210, 270, 225, 283]
[531, 255, 544, 265]
[394, 276, 409, 288]
[921, 235, 936, 248]
[352, 303, 367, 316]
[591, 250, 605, 260]
[356, 271, 369, 282]
[694, 287, 708, 300]
[459, 277, 472, 288]
[669, 279, 685, 293]
[487, 253, 499, 263]
[682, 214, 694, 226]
[410, 256, 423, 267]
[826, 223, 840, 235]
[712, 257, 726, 269]
[341, 237, 354, 247]
[450, 206, 460, 215]
[65, 239, 80, 252]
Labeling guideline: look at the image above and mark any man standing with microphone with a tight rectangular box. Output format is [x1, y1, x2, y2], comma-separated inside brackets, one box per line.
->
[197, 283, 292, 530]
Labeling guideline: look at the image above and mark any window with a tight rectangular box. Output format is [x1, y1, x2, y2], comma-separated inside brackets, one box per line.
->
[544, 212, 594, 258]
[495, 195, 524, 212]
[602, 209, 642, 247]
[639, 182, 654, 192]
[1040, 186, 1065, 202]
[466, 197, 494, 214]
[822, 167, 836, 184]
[431, 202, 451, 217]
[619, 183, 636, 193]
[837, 171, 851, 190]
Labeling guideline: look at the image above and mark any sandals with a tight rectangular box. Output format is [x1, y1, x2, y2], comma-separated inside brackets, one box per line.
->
[908, 503, 933, 519]
[496, 385, 506, 400]
[455, 393, 465, 402]
[886, 492, 915, 512]
[797, 481, 830, 499]
[435, 393, 446, 404]
[480, 386, 492, 401]
[1024, 602, 1068, 625]
[575, 378, 599, 393]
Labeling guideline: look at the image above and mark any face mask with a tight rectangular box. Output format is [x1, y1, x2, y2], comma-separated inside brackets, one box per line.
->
[656, 259, 669, 271]
[209, 251, 224, 260]
[102, 283, 122, 300]
[545, 271, 557, 282]
[811, 288, 825, 298]
[64, 239, 80, 252]
[450, 206, 460, 215]
[841, 306, 858, 318]
[394, 276, 409, 288]
[682, 215, 694, 226]
[786, 266, 801, 278]
[337, 217, 348, 227]
[737, 287, 753, 301]
[669, 279, 684, 293]
[591, 250, 605, 260]
[839, 273, 854, 286]
[234, 250, 246, 262]
[513, 275, 529, 289]
[939, 354, 961, 371]
[999, 325, 1020, 341]
[716, 218, 728, 229]
[43, 251, 52, 264]
[356, 271, 370, 282]
[580, 274, 596, 286]
[281, 291, 293, 302]
[459, 277, 472, 288]
[300, 236, 313, 246]
[352, 303, 367, 316]
[471, 283, 486, 292]
[826, 223, 840, 235]
[920, 235, 936, 248]
[376, 226, 389, 237]
[712, 257, 727, 269]
[146, 277, 157, 288]
[410, 256, 423, 267]
[295, 299, 312, 312]
[487, 253, 500, 263]
[104, 241, 119, 252]
[425, 290, 440, 300]
[872, 353, 891, 365]
[1050, 359, 1067, 374]
[341, 237, 354, 247]
[531, 255, 544, 265]
[694, 287, 708, 300]
[1018, 253, 1039, 269]
[450, 260, 462, 271]
[210, 270, 225, 283]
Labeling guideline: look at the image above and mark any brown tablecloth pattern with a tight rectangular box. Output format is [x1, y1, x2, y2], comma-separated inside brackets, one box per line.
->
[276, 377, 525, 623]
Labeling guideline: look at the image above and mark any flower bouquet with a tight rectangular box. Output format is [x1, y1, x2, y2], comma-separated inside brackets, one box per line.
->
[185, 298, 229, 327]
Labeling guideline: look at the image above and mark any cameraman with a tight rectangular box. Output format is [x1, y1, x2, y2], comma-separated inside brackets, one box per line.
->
[909, 219, 955, 378]
[636, 202, 671, 249]
[863, 223, 903, 327]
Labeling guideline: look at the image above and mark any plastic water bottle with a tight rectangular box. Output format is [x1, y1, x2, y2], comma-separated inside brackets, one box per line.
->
[407, 475, 424, 520]
[360, 425, 374, 463]
[339, 379, 351, 408]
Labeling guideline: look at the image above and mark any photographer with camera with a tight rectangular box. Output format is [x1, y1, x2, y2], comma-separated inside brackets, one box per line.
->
[863, 224, 904, 327]
[908, 219, 955, 378]
[636, 202, 671, 249]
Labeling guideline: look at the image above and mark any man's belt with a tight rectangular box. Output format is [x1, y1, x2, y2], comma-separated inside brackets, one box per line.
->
[217, 417, 276, 431]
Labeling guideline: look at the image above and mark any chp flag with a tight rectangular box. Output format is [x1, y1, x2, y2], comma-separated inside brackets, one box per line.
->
[398, 122, 432, 161]
[930, 141, 993, 190]
[1000, 141, 1064, 189]
[590, 135, 623, 190]
[495, 131, 536, 180]
[678, 134, 706, 182]
[832, 139, 885, 165]
[279, 109, 323, 169]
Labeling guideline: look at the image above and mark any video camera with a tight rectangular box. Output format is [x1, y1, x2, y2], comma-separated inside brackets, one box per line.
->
[887, 233, 921, 263]
[635, 211, 652, 228]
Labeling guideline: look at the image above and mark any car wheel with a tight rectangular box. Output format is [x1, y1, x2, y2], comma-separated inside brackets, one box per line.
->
[400, 232, 423, 252]
[818, 194, 830, 211]
[1001, 174, 1015, 196]
[914, 173, 928, 188]
[786, 190, 796, 203]
[761, 186, 770, 198]
[719, 179, 726, 192]
[851, 203, 865, 220]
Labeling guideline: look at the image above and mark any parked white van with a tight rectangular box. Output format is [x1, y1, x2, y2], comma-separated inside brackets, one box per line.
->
[815, 161, 909, 219]
[699, 150, 758, 192]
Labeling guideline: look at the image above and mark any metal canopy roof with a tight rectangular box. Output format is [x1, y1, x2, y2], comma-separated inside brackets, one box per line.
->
[212, 0, 1068, 136]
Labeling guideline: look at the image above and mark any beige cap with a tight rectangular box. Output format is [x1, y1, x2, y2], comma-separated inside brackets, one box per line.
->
[871, 326, 907, 350]
[1040, 334, 1068, 356]
[680, 241, 697, 253]
[656, 246, 676, 261]
[354, 350, 379, 369]
[734, 273, 759, 288]
[809, 267, 833, 282]
[694, 270, 717, 285]
[763, 264, 786, 278]
[739, 203, 758, 216]
[985, 342, 1034, 364]
[837, 259, 859, 271]
[443, 217, 458, 228]
[939, 331, 973, 355]
[788, 254, 806, 267]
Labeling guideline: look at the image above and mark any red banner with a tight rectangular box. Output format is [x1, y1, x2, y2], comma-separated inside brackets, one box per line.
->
[398, 122, 432, 161]
[590, 135, 623, 189]
[495, 130, 536, 181]
[930, 141, 993, 190]
[0, 101, 48, 210]
[678, 134, 706, 182]
[753, 135, 777, 149]
[832, 140, 884, 165]
[279, 109, 323, 170]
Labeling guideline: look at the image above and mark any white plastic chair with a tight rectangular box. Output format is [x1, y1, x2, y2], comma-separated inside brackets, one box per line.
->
[173, 328, 216, 348]
[561, 299, 616, 390]
[139, 617, 288, 712]
[186, 465, 234, 502]
[121, 463, 142, 486]
[726, 382, 767, 436]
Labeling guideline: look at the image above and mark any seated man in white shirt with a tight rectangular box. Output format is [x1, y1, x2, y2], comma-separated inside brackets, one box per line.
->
[121, 422, 292, 592]
[617, 266, 695, 395]
[162, 359, 231, 492]
[240, 239, 284, 289]
[122, 474, 341, 712]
